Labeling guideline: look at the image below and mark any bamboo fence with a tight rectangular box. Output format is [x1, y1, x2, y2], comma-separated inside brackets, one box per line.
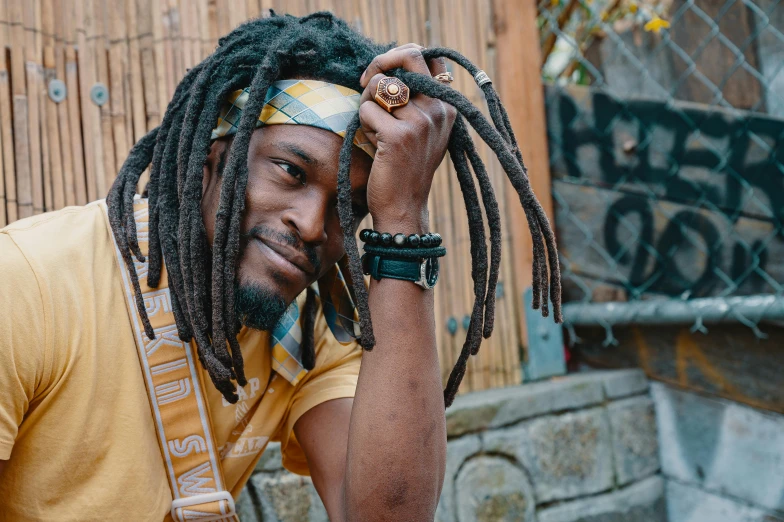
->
[0, 0, 525, 394]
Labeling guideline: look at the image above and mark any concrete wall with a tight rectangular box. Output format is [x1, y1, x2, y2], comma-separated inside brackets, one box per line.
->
[235, 369, 665, 522]
[652, 383, 784, 522]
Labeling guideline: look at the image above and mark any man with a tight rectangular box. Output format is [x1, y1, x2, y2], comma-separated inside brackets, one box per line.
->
[0, 11, 559, 522]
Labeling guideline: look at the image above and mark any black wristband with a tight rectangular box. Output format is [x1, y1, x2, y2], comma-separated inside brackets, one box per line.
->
[363, 244, 446, 259]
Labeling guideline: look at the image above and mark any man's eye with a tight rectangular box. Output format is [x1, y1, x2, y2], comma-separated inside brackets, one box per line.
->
[277, 162, 305, 183]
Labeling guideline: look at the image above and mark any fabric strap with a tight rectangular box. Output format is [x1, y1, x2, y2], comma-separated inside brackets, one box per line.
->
[103, 197, 363, 520]
[105, 199, 237, 522]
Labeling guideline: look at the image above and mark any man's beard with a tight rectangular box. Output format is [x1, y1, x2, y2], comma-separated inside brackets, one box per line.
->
[233, 281, 288, 331]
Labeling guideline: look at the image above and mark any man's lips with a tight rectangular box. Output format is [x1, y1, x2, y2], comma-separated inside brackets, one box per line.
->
[254, 238, 316, 279]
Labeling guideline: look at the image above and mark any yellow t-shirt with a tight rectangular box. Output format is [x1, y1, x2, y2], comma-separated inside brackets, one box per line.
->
[0, 201, 361, 521]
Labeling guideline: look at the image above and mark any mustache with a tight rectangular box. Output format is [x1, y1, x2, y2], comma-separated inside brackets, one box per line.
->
[240, 225, 321, 274]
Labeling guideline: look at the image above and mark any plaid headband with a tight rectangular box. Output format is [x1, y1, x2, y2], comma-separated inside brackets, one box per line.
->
[211, 79, 376, 158]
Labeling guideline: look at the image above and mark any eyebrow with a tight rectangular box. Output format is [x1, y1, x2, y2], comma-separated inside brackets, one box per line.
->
[277, 141, 318, 166]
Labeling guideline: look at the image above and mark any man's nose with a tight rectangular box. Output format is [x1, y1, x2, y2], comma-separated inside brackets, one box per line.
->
[281, 192, 330, 246]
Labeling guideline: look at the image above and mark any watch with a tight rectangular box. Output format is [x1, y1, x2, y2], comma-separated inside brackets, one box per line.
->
[361, 253, 440, 289]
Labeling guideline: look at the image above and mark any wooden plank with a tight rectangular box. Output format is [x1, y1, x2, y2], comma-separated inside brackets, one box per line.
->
[0, 46, 16, 222]
[669, 0, 763, 110]
[545, 84, 784, 223]
[25, 47, 45, 214]
[56, 45, 76, 207]
[95, 0, 116, 194]
[493, 0, 556, 366]
[76, 0, 103, 202]
[44, 46, 65, 210]
[553, 180, 784, 300]
[127, 0, 147, 143]
[11, 45, 33, 218]
[577, 324, 784, 414]
[108, 0, 130, 174]
[65, 46, 88, 205]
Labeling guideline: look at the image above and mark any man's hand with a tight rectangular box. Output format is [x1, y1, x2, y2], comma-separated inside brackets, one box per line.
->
[358, 44, 458, 231]
[296, 44, 451, 522]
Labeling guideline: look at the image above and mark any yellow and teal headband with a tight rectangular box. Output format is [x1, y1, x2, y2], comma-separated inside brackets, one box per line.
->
[211, 79, 376, 158]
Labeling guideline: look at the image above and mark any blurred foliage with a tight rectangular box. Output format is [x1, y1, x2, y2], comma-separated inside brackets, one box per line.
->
[539, 0, 673, 84]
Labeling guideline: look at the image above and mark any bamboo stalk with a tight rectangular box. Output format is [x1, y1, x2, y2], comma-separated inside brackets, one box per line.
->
[44, 45, 65, 210]
[53, 0, 76, 208]
[127, 0, 146, 143]
[94, 0, 115, 194]
[56, 46, 76, 207]
[65, 46, 87, 205]
[108, 0, 130, 174]
[76, 0, 100, 202]
[12, 45, 32, 218]
[0, 47, 15, 223]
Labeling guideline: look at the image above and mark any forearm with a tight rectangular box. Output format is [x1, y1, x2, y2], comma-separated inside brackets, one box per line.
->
[343, 213, 447, 521]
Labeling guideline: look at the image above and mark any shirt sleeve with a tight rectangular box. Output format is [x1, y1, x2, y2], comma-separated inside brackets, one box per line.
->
[0, 234, 47, 460]
[275, 309, 362, 476]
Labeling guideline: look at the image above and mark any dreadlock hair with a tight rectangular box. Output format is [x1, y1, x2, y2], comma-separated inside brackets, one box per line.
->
[107, 10, 561, 407]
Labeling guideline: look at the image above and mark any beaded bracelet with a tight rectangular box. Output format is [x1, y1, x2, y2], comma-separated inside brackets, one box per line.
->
[363, 244, 446, 259]
[360, 229, 443, 248]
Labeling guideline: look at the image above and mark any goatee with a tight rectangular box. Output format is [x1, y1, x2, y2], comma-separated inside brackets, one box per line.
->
[233, 282, 288, 331]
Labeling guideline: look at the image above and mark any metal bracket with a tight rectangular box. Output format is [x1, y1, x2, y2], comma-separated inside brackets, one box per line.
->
[48, 79, 66, 103]
[90, 82, 109, 106]
[522, 286, 566, 381]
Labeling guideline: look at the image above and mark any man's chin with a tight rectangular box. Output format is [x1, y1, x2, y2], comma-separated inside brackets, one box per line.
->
[234, 282, 288, 331]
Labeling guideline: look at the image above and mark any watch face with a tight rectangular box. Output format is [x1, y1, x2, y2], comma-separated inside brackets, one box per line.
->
[424, 257, 439, 288]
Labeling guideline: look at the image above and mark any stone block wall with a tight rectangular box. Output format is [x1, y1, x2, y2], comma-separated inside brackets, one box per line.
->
[235, 369, 665, 522]
[653, 383, 784, 522]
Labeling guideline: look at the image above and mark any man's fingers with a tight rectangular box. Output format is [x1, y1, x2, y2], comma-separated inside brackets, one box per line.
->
[360, 47, 431, 87]
[387, 43, 446, 77]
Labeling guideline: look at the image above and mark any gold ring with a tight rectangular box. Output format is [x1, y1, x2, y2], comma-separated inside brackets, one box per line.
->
[434, 72, 454, 84]
[374, 77, 410, 112]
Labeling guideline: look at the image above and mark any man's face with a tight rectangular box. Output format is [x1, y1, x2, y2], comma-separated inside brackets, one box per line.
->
[201, 124, 372, 329]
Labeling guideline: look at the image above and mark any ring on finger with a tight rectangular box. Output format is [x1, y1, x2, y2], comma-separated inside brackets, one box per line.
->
[434, 72, 454, 84]
[374, 76, 410, 113]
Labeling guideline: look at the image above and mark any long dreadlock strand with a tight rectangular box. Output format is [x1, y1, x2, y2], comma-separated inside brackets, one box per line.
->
[420, 47, 561, 319]
[482, 83, 562, 321]
[179, 74, 252, 371]
[395, 68, 562, 324]
[335, 114, 376, 350]
[452, 118, 503, 340]
[107, 130, 160, 339]
[442, 119, 488, 405]
[301, 286, 318, 371]
[211, 47, 289, 394]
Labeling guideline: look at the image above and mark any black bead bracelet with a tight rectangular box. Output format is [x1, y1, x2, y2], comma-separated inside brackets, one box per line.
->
[360, 229, 443, 248]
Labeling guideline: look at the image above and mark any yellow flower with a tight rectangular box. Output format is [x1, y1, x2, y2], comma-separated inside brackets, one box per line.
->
[551, 0, 560, 6]
[629, 2, 638, 13]
[644, 16, 671, 33]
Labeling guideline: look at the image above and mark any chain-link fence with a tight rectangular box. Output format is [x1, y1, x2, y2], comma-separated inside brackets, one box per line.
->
[538, 0, 784, 343]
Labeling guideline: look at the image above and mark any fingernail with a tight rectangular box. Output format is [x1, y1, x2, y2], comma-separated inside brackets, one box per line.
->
[360, 71, 366, 85]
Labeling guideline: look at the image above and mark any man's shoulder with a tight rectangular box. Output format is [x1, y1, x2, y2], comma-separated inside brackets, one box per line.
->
[1, 201, 114, 278]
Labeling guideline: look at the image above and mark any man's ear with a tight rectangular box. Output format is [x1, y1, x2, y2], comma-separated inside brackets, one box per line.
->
[202, 138, 230, 197]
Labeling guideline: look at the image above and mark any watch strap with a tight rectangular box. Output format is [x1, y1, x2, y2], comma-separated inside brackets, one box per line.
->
[362, 254, 422, 282]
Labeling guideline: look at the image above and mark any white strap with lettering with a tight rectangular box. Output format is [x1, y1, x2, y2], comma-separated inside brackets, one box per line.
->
[104, 199, 238, 522]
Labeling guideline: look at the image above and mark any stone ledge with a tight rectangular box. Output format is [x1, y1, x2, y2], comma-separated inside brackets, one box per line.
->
[608, 396, 660, 486]
[248, 471, 328, 522]
[599, 369, 648, 399]
[446, 369, 648, 437]
[653, 383, 784, 513]
[666, 479, 784, 522]
[482, 407, 615, 504]
[537, 475, 666, 522]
